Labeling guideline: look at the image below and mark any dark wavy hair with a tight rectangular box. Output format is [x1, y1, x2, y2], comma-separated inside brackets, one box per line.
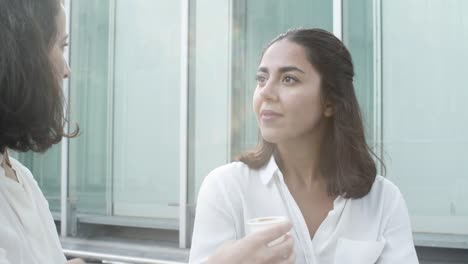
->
[238, 28, 384, 199]
[0, 0, 77, 153]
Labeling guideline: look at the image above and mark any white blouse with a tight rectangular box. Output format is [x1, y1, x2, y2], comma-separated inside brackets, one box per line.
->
[0, 154, 67, 264]
[189, 156, 419, 264]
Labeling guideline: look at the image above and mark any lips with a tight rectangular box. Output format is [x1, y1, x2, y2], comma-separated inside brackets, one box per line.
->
[261, 109, 282, 116]
[260, 109, 283, 121]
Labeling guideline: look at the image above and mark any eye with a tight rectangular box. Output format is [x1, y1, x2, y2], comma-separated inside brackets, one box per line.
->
[61, 43, 68, 52]
[255, 74, 267, 86]
[282, 75, 298, 85]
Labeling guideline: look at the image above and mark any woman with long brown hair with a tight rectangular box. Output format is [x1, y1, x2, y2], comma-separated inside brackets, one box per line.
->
[190, 29, 418, 263]
[0, 0, 82, 263]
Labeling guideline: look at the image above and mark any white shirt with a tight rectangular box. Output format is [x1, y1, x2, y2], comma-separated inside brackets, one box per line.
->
[189, 156, 419, 264]
[0, 154, 67, 264]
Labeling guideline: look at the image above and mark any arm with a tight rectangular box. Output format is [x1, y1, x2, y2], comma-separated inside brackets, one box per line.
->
[189, 173, 238, 263]
[189, 170, 295, 264]
[205, 224, 295, 264]
[377, 193, 419, 264]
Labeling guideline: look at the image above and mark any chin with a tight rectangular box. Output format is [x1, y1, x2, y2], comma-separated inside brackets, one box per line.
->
[260, 131, 282, 144]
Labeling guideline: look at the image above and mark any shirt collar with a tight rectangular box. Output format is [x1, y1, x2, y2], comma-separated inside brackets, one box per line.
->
[259, 155, 280, 185]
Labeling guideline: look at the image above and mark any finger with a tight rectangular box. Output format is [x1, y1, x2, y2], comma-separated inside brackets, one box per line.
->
[284, 250, 296, 264]
[222, 240, 236, 247]
[273, 245, 296, 264]
[269, 234, 294, 260]
[248, 222, 292, 245]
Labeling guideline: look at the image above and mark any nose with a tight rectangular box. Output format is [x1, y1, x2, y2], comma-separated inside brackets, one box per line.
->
[63, 60, 71, 79]
[259, 79, 279, 101]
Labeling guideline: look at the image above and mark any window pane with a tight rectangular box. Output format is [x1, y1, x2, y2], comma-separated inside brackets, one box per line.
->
[343, 0, 376, 143]
[188, 0, 231, 205]
[112, 0, 180, 219]
[69, 0, 181, 220]
[382, 0, 468, 234]
[69, 0, 111, 215]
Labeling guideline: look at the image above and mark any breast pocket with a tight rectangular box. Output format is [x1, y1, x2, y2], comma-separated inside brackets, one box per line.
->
[334, 238, 385, 264]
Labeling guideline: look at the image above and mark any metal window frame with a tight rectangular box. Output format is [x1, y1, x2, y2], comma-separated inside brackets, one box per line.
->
[106, 0, 117, 217]
[179, 0, 190, 249]
[60, 0, 72, 237]
[372, 0, 384, 170]
[333, 0, 343, 40]
[64, 249, 186, 264]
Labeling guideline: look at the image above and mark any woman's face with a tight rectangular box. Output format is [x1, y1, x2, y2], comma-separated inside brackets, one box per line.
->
[49, 5, 70, 82]
[253, 39, 333, 144]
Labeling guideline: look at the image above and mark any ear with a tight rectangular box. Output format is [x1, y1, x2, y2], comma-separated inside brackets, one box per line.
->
[323, 101, 335, 117]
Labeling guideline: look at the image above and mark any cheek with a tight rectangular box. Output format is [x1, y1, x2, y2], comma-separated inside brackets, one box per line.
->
[252, 89, 261, 115]
[288, 94, 323, 123]
[49, 46, 63, 73]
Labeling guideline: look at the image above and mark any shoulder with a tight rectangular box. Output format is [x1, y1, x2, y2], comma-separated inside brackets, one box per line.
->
[197, 161, 255, 202]
[368, 175, 401, 199]
[9, 157, 35, 182]
[8, 157, 54, 211]
[201, 161, 253, 189]
[9, 157, 43, 193]
[369, 175, 402, 199]
[354, 175, 404, 213]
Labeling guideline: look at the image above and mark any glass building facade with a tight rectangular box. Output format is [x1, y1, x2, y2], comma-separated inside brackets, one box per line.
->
[12, 0, 468, 262]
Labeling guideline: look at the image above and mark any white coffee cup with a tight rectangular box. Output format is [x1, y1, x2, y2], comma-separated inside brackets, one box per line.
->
[247, 216, 290, 246]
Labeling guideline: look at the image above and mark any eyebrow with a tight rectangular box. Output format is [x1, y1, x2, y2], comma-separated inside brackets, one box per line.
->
[257, 66, 305, 74]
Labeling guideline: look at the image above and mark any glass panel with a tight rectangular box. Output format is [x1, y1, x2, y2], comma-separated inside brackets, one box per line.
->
[69, 0, 111, 215]
[112, 0, 180, 219]
[69, 0, 181, 220]
[343, 0, 375, 143]
[382, 0, 468, 234]
[188, 0, 231, 205]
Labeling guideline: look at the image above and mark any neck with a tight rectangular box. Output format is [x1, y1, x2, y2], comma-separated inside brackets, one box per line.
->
[276, 131, 325, 190]
[1, 148, 18, 182]
[1, 148, 10, 166]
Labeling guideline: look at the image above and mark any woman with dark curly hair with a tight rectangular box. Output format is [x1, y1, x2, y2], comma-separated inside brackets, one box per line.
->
[0, 0, 82, 263]
[190, 29, 419, 263]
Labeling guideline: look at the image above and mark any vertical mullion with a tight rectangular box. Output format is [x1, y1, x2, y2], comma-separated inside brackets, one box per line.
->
[179, 0, 190, 249]
[60, 0, 71, 237]
[333, 0, 343, 40]
[372, 0, 384, 172]
[226, 0, 233, 160]
[230, 0, 246, 158]
[106, 0, 117, 217]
